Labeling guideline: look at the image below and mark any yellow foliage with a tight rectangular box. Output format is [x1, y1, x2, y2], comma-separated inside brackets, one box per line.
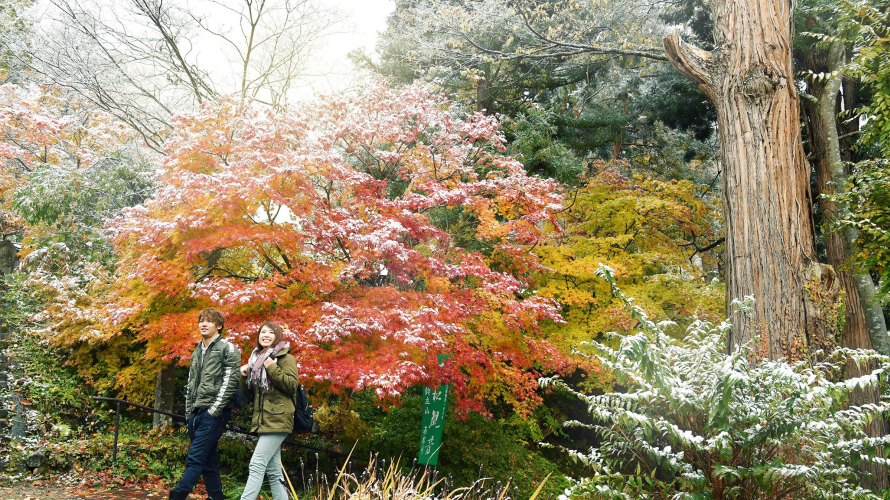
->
[534, 164, 724, 390]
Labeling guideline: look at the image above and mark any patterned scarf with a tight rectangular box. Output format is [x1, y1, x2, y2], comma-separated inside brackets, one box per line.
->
[246, 341, 290, 394]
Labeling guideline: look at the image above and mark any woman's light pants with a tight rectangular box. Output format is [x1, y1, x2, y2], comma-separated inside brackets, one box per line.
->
[241, 432, 289, 500]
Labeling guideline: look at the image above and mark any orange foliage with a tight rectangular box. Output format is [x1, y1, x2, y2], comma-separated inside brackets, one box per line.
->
[102, 84, 573, 414]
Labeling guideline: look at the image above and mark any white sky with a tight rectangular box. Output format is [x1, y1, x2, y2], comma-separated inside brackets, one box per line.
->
[32, 0, 396, 104]
[294, 0, 396, 98]
[183, 0, 397, 101]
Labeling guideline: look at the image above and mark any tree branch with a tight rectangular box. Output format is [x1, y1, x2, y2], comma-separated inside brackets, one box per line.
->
[681, 237, 725, 258]
[663, 29, 715, 94]
[455, 27, 667, 63]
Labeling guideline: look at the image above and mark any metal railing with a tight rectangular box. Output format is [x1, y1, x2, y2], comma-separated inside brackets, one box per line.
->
[92, 396, 347, 464]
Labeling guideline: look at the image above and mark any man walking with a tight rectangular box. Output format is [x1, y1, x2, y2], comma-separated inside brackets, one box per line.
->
[169, 308, 241, 500]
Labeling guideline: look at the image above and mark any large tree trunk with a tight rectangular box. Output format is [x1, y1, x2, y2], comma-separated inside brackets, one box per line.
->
[802, 40, 889, 491]
[663, 0, 841, 359]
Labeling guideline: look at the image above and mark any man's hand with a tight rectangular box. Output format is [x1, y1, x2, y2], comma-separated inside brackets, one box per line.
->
[263, 358, 276, 369]
[240, 364, 249, 377]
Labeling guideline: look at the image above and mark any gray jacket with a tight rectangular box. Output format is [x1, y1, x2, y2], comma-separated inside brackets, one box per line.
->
[185, 336, 241, 416]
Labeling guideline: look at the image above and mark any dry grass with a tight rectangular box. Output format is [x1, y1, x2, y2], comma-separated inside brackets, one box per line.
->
[280, 447, 551, 500]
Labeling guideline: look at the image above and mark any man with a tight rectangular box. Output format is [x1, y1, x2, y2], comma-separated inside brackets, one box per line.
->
[169, 308, 241, 500]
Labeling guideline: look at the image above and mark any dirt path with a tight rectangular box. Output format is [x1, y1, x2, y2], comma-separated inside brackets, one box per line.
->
[0, 485, 167, 499]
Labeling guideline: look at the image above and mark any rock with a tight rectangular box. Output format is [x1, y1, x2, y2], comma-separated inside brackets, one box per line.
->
[25, 451, 43, 469]
[10, 416, 25, 439]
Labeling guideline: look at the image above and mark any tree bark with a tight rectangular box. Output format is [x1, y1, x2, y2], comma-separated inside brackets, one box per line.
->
[663, 0, 841, 359]
[806, 41, 890, 357]
[153, 362, 177, 428]
[803, 40, 889, 491]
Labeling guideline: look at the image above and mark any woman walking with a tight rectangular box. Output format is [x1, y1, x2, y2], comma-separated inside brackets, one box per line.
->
[239, 321, 299, 500]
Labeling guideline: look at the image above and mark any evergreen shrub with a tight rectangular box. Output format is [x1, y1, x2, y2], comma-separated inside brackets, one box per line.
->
[541, 266, 890, 500]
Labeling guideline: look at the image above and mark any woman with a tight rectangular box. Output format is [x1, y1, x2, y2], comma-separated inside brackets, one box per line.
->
[239, 321, 299, 500]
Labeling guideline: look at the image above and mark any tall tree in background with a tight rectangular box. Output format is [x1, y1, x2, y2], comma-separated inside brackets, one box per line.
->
[7, 0, 339, 151]
[797, 0, 889, 358]
[834, 1, 890, 303]
[663, 1, 842, 358]
[2, 0, 341, 425]
[367, 0, 720, 185]
[795, 1, 890, 488]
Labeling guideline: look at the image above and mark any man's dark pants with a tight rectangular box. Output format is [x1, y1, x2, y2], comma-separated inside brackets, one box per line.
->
[171, 408, 232, 498]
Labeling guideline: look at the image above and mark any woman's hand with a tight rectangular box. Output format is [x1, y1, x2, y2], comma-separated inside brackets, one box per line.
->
[263, 358, 276, 369]
[240, 364, 249, 377]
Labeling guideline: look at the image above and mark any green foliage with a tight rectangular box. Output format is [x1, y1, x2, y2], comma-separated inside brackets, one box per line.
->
[6, 417, 258, 487]
[12, 152, 154, 264]
[3, 145, 157, 404]
[2, 269, 156, 405]
[796, 0, 888, 156]
[541, 266, 890, 500]
[834, 160, 890, 303]
[10, 333, 92, 418]
[1, 285, 94, 418]
[501, 69, 719, 182]
[0, 271, 40, 327]
[0, 0, 33, 82]
[3, 318, 179, 480]
[438, 412, 567, 496]
[621, 118, 717, 183]
[374, 0, 719, 183]
[13, 422, 190, 480]
[333, 390, 569, 498]
[506, 107, 584, 184]
[841, 0, 890, 156]
[814, 1, 890, 304]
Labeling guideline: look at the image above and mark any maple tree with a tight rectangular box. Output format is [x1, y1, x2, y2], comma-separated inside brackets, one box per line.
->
[0, 83, 155, 400]
[534, 163, 723, 386]
[0, 83, 72, 237]
[0, 83, 150, 255]
[103, 84, 573, 414]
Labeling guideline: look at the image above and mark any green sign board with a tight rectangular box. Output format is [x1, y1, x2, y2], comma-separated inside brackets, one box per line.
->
[419, 355, 450, 466]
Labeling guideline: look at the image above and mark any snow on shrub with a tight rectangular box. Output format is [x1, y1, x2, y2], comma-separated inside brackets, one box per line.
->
[541, 265, 890, 500]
